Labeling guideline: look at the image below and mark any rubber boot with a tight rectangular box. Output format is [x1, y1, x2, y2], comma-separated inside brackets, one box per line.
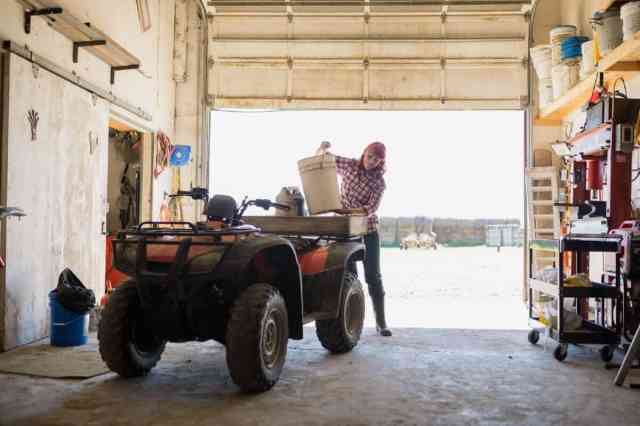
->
[371, 293, 392, 337]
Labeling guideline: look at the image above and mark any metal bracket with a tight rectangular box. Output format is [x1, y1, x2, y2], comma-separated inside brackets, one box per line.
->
[73, 40, 106, 63]
[110, 64, 140, 85]
[24, 7, 63, 34]
[441, 9, 447, 24]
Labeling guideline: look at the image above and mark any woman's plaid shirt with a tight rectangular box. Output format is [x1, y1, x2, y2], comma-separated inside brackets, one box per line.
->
[334, 155, 386, 233]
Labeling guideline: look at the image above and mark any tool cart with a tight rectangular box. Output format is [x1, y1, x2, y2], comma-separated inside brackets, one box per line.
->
[528, 235, 622, 362]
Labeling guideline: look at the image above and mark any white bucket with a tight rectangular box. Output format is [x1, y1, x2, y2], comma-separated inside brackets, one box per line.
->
[592, 9, 623, 55]
[580, 40, 596, 79]
[538, 77, 554, 108]
[530, 45, 552, 80]
[622, 1, 640, 40]
[297, 154, 342, 214]
[550, 25, 577, 66]
[552, 61, 579, 99]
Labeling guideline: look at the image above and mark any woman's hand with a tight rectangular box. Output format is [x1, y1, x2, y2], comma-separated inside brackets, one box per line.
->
[316, 141, 331, 155]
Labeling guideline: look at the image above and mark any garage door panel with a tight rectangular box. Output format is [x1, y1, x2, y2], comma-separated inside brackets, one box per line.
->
[215, 17, 288, 38]
[218, 67, 288, 98]
[370, 69, 441, 99]
[294, 17, 364, 38]
[293, 69, 363, 99]
[368, 42, 443, 59]
[444, 40, 525, 59]
[446, 16, 525, 38]
[290, 42, 365, 59]
[213, 41, 290, 59]
[207, 4, 530, 110]
[446, 67, 523, 99]
[369, 17, 441, 39]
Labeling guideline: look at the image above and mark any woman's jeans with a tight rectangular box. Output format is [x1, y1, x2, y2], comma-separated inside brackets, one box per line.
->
[364, 231, 385, 299]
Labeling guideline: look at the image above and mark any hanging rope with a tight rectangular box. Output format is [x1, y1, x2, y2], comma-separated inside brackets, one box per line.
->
[154, 131, 174, 178]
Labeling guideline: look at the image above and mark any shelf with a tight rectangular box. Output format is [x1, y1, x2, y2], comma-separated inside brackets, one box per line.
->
[16, 0, 140, 82]
[529, 278, 620, 299]
[530, 239, 559, 252]
[529, 278, 559, 297]
[557, 321, 620, 345]
[538, 33, 640, 122]
[562, 235, 621, 252]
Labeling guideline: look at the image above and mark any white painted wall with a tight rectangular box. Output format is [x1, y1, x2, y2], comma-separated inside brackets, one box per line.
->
[0, 0, 208, 349]
[2, 54, 109, 349]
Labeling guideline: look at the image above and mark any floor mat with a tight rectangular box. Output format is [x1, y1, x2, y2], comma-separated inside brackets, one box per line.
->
[0, 337, 108, 379]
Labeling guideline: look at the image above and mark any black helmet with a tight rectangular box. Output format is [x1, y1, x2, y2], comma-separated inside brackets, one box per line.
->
[206, 195, 237, 222]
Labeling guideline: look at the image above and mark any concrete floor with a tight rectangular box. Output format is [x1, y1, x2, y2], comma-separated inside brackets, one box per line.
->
[1, 327, 639, 426]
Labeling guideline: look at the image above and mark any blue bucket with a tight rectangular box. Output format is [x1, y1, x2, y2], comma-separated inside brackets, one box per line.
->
[49, 290, 89, 347]
[561, 36, 590, 61]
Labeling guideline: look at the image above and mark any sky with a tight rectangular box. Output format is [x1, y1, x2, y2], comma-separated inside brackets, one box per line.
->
[209, 110, 524, 220]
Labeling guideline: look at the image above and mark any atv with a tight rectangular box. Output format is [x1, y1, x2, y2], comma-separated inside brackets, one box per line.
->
[98, 189, 366, 392]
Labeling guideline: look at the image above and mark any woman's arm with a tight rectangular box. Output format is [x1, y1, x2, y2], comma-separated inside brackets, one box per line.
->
[315, 141, 356, 176]
[361, 184, 385, 216]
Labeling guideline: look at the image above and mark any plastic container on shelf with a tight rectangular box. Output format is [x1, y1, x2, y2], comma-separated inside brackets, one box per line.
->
[530, 44, 553, 80]
[551, 59, 580, 99]
[560, 36, 590, 62]
[592, 8, 623, 55]
[538, 77, 554, 108]
[550, 25, 577, 65]
[621, 1, 640, 40]
[580, 40, 596, 79]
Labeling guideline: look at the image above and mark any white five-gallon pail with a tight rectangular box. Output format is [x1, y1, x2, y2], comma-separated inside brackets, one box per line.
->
[580, 40, 596, 79]
[550, 25, 577, 66]
[622, 1, 640, 40]
[538, 77, 554, 108]
[552, 60, 579, 99]
[297, 154, 342, 214]
[592, 9, 623, 55]
[530, 45, 553, 80]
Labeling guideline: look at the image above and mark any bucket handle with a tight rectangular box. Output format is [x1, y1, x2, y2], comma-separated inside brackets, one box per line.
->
[52, 315, 85, 327]
[321, 153, 334, 168]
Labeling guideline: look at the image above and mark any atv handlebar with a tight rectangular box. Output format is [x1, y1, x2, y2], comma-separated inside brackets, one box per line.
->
[169, 187, 209, 201]
[253, 199, 291, 211]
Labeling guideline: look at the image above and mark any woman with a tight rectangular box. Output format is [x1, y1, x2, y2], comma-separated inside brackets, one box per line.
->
[316, 141, 392, 337]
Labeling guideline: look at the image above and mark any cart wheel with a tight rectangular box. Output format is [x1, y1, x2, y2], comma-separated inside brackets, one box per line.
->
[527, 329, 540, 345]
[553, 344, 568, 362]
[600, 345, 615, 362]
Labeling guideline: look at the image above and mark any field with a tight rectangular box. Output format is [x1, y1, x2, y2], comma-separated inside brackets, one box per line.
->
[357, 246, 528, 330]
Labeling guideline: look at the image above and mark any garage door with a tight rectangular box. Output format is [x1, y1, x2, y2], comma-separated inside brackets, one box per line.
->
[206, 0, 532, 110]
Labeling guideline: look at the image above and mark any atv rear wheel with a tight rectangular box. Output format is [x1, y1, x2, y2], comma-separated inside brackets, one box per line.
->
[226, 283, 289, 392]
[98, 281, 166, 377]
[316, 272, 365, 354]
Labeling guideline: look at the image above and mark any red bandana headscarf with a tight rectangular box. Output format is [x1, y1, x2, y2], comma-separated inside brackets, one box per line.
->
[359, 142, 386, 175]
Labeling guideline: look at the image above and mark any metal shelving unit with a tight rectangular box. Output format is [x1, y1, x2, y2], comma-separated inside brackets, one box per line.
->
[528, 236, 622, 362]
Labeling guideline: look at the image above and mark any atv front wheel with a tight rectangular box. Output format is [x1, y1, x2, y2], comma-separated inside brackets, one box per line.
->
[316, 272, 365, 354]
[226, 283, 289, 392]
[98, 281, 166, 377]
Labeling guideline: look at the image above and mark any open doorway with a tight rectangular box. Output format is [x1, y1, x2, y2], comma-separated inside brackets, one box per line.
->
[210, 110, 526, 330]
[105, 118, 153, 294]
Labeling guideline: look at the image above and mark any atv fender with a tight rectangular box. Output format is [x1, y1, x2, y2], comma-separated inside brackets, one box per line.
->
[300, 241, 365, 320]
[214, 235, 304, 339]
